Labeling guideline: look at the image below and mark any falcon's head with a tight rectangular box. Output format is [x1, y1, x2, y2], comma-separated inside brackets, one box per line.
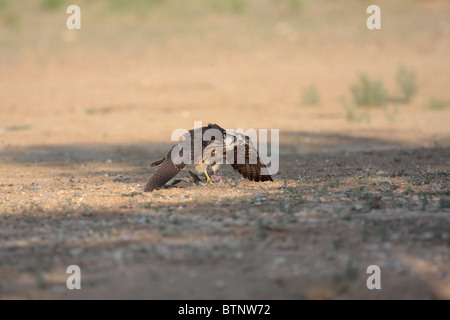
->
[224, 131, 238, 150]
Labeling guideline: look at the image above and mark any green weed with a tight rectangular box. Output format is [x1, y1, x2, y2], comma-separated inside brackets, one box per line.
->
[350, 74, 388, 107]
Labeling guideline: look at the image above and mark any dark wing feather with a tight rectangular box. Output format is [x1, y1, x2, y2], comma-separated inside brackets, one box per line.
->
[150, 157, 165, 167]
[144, 155, 184, 192]
[144, 124, 228, 191]
[231, 139, 273, 182]
[188, 170, 203, 184]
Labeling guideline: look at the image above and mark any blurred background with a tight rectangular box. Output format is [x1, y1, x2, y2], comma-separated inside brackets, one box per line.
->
[0, 0, 449, 300]
[1, 0, 449, 150]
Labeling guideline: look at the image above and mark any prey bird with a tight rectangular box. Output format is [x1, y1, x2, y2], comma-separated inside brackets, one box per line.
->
[144, 123, 273, 192]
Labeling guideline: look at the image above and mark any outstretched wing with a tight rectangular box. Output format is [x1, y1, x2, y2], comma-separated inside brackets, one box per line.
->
[144, 155, 184, 192]
[144, 125, 221, 192]
[230, 136, 273, 182]
[144, 156, 182, 192]
[144, 142, 190, 192]
[150, 157, 165, 167]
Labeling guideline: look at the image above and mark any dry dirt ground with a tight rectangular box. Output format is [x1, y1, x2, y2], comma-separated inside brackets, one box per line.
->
[0, 0, 449, 299]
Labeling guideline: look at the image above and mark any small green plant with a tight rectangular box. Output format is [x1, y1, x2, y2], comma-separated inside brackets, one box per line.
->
[109, 0, 165, 13]
[7, 124, 31, 131]
[209, 0, 246, 13]
[0, 0, 8, 11]
[86, 106, 113, 115]
[274, 0, 304, 12]
[350, 74, 388, 107]
[86, 108, 97, 115]
[425, 98, 448, 110]
[41, 0, 65, 10]
[288, 0, 303, 10]
[302, 85, 320, 106]
[396, 65, 418, 103]
[342, 98, 371, 123]
[297, 175, 305, 184]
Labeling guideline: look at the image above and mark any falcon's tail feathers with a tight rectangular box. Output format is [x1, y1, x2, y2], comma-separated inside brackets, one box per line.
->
[144, 158, 182, 192]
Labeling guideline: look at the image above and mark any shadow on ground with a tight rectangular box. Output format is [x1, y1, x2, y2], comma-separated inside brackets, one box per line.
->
[0, 131, 449, 299]
[0, 130, 415, 166]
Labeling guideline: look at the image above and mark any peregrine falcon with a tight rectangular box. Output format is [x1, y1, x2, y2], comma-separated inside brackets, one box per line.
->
[144, 123, 273, 192]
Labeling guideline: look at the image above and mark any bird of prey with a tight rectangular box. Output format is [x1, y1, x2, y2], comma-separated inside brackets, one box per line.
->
[144, 123, 273, 192]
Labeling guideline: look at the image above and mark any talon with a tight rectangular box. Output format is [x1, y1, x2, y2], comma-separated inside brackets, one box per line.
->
[203, 170, 213, 186]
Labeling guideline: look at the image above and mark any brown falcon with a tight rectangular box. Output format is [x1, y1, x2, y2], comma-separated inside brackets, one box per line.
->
[144, 123, 273, 192]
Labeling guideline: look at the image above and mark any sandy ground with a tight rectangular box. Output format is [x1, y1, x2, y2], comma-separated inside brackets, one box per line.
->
[0, 0, 449, 299]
